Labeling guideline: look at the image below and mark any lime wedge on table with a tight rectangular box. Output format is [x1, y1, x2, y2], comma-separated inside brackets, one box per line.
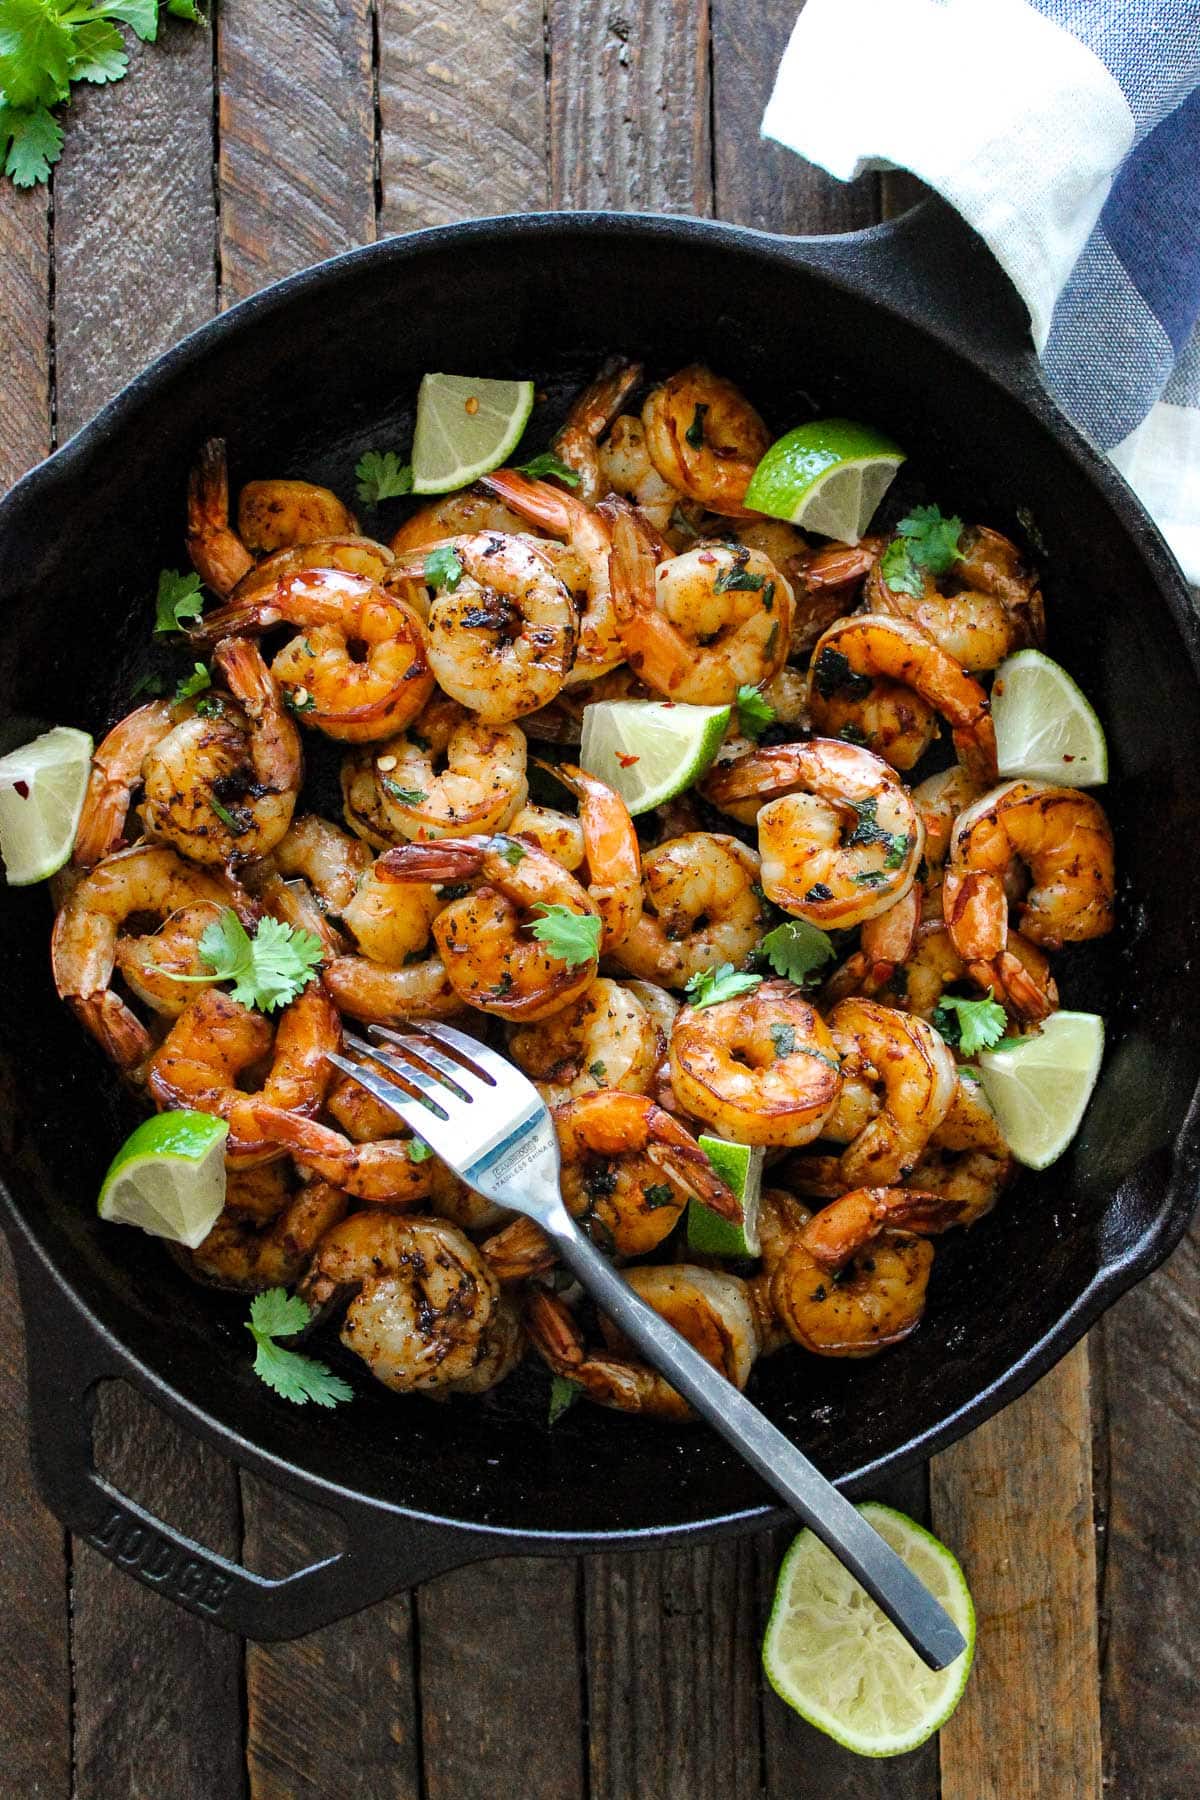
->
[991, 649, 1108, 786]
[977, 1010, 1104, 1170]
[580, 700, 730, 815]
[0, 726, 93, 885]
[743, 419, 905, 543]
[98, 1112, 229, 1248]
[763, 1503, 975, 1757]
[411, 373, 535, 494]
[689, 1135, 764, 1256]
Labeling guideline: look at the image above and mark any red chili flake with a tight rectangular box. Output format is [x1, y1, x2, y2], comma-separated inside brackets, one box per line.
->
[616, 752, 640, 768]
[1063, 753, 1075, 762]
[992, 679, 1005, 695]
[698, 551, 717, 565]
[12, 780, 29, 799]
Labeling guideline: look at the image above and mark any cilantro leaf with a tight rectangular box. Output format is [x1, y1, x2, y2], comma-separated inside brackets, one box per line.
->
[407, 1137, 432, 1163]
[642, 1183, 676, 1209]
[2, 101, 63, 186]
[355, 449, 413, 505]
[684, 403, 708, 448]
[0, 0, 75, 110]
[758, 919, 835, 984]
[155, 908, 323, 1012]
[897, 504, 965, 575]
[101, 0, 161, 41]
[154, 567, 205, 634]
[175, 661, 211, 703]
[246, 1289, 352, 1408]
[770, 1022, 796, 1058]
[424, 546, 464, 592]
[528, 904, 601, 967]
[879, 538, 923, 598]
[548, 1374, 581, 1426]
[68, 20, 127, 84]
[932, 991, 1008, 1057]
[209, 795, 248, 836]
[588, 1059, 606, 1081]
[165, 0, 204, 20]
[736, 683, 775, 741]
[381, 781, 427, 805]
[130, 669, 169, 699]
[684, 963, 762, 1008]
[516, 452, 581, 487]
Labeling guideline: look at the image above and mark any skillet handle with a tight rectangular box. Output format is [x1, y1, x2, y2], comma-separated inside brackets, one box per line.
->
[10, 1243, 483, 1641]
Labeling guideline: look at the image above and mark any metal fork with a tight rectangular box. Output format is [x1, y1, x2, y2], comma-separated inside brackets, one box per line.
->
[328, 1020, 967, 1671]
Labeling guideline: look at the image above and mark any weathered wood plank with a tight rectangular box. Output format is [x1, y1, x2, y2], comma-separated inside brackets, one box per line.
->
[377, 0, 548, 232]
[0, 183, 51, 493]
[933, 1343, 1101, 1800]
[548, 0, 712, 213]
[1094, 1232, 1200, 1799]
[218, 0, 376, 306]
[711, 0, 879, 234]
[418, 1556, 585, 1800]
[756, 1467, 939, 1798]
[585, 1538, 760, 1800]
[52, 19, 217, 439]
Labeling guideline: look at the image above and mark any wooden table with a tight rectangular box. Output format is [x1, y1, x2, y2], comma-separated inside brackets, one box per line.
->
[1, 4, 1195, 1796]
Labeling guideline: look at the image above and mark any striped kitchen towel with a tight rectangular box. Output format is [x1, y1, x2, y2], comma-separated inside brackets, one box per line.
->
[762, 0, 1200, 581]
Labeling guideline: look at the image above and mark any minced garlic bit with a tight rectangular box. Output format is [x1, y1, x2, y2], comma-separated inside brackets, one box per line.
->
[376, 754, 398, 772]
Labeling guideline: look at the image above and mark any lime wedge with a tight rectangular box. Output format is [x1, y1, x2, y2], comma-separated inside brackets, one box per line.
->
[0, 725, 93, 885]
[991, 649, 1108, 786]
[744, 419, 905, 543]
[689, 1135, 764, 1256]
[977, 1010, 1104, 1169]
[411, 373, 535, 494]
[98, 1111, 230, 1248]
[579, 699, 731, 815]
[763, 1502, 975, 1757]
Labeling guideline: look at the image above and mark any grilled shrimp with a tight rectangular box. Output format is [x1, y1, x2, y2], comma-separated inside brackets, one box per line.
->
[521, 762, 642, 951]
[378, 833, 601, 1020]
[526, 1265, 758, 1420]
[147, 984, 339, 1166]
[182, 1178, 349, 1292]
[73, 700, 176, 868]
[820, 883, 923, 1004]
[809, 615, 998, 784]
[609, 502, 792, 703]
[521, 665, 653, 745]
[390, 490, 537, 557]
[821, 998, 958, 1186]
[272, 814, 372, 913]
[193, 568, 434, 745]
[113, 899, 228, 1018]
[186, 438, 256, 596]
[707, 738, 924, 931]
[388, 532, 577, 723]
[807, 656, 939, 774]
[907, 1069, 1015, 1226]
[341, 695, 529, 847]
[506, 977, 664, 1105]
[51, 845, 247, 1068]
[299, 1213, 512, 1396]
[596, 412, 687, 536]
[746, 1188, 814, 1356]
[641, 366, 771, 517]
[610, 832, 768, 991]
[237, 479, 358, 556]
[770, 1187, 965, 1357]
[552, 357, 644, 502]
[669, 981, 843, 1147]
[866, 524, 1043, 671]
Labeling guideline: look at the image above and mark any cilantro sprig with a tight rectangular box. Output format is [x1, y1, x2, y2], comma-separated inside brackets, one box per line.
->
[757, 919, 835, 985]
[932, 990, 1008, 1057]
[174, 661, 211, 703]
[516, 452, 581, 487]
[246, 1290, 353, 1408]
[880, 504, 965, 597]
[1, 0, 205, 190]
[684, 964, 762, 1008]
[548, 1374, 582, 1426]
[735, 683, 775, 741]
[528, 904, 601, 967]
[355, 450, 413, 504]
[153, 568, 204, 634]
[155, 908, 323, 1013]
[424, 547, 464, 592]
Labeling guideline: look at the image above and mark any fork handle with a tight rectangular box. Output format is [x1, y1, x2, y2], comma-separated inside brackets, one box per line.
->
[544, 1208, 966, 1672]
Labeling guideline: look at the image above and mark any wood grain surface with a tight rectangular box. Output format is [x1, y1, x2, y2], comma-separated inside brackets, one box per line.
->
[0, 2, 1188, 1796]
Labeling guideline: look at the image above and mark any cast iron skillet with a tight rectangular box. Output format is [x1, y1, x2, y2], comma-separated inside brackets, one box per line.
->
[2, 202, 1198, 1642]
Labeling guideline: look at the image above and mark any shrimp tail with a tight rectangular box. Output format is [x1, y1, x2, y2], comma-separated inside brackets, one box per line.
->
[479, 468, 574, 533]
[377, 840, 485, 884]
[480, 1214, 557, 1283]
[187, 438, 255, 598]
[645, 1109, 743, 1222]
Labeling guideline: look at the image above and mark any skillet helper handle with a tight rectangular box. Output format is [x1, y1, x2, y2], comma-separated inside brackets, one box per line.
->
[545, 1206, 967, 1672]
[13, 1250, 478, 1641]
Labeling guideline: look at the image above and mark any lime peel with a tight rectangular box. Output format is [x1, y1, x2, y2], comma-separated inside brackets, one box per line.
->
[689, 1136, 764, 1256]
[411, 373, 535, 494]
[744, 418, 905, 543]
[579, 699, 730, 815]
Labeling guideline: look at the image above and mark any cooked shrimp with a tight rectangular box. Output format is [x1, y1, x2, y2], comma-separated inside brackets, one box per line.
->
[610, 832, 768, 991]
[596, 412, 687, 535]
[299, 1213, 508, 1395]
[147, 984, 338, 1165]
[822, 997, 958, 1186]
[609, 503, 792, 703]
[250, 1105, 442, 1203]
[73, 700, 176, 867]
[187, 438, 255, 597]
[642, 366, 771, 517]
[341, 696, 528, 846]
[51, 845, 246, 1068]
[378, 833, 601, 1020]
[865, 524, 1043, 672]
[193, 569, 434, 745]
[506, 977, 664, 1105]
[809, 615, 998, 783]
[182, 1179, 350, 1291]
[237, 479, 358, 556]
[669, 981, 843, 1148]
[387, 532, 578, 723]
[770, 1186, 963, 1356]
[519, 762, 641, 950]
[481, 469, 624, 684]
[820, 884, 923, 1003]
[272, 814, 371, 914]
[389, 490, 536, 556]
[114, 899, 227, 1017]
[139, 637, 302, 865]
[521, 665, 653, 744]
[807, 658, 939, 774]
[552, 357, 644, 502]
[746, 1188, 814, 1356]
[913, 766, 985, 873]
[945, 779, 1115, 960]
[906, 1070, 1014, 1226]
[526, 1265, 758, 1421]
[707, 739, 924, 930]
[229, 537, 398, 613]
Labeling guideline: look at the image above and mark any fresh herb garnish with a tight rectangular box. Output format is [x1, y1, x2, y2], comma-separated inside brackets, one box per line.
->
[881, 504, 965, 595]
[713, 562, 765, 595]
[770, 1022, 796, 1058]
[548, 1374, 582, 1426]
[407, 1138, 432, 1163]
[153, 568, 204, 634]
[246, 1289, 352, 1408]
[424, 546, 464, 592]
[284, 688, 316, 716]
[813, 645, 872, 700]
[130, 670, 169, 698]
[498, 840, 527, 866]
[355, 450, 413, 504]
[155, 908, 323, 1013]
[528, 905, 601, 967]
[642, 1183, 676, 1209]
[174, 661, 211, 703]
[588, 1060, 607, 1081]
[684, 964, 762, 1008]
[209, 795, 247, 836]
[684, 403, 708, 448]
[846, 798, 910, 868]
[736, 684, 776, 741]
[381, 781, 428, 806]
[516, 452, 581, 487]
[758, 919, 836, 984]
[932, 990, 1008, 1057]
[195, 695, 225, 719]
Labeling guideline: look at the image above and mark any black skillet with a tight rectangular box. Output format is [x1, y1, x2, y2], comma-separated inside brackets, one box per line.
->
[2, 200, 1198, 1641]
